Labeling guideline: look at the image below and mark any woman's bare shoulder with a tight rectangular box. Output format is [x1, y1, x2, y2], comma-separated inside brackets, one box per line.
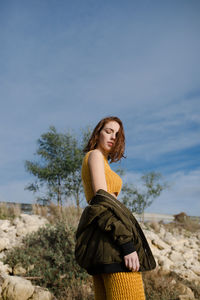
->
[88, 149, 104, 164]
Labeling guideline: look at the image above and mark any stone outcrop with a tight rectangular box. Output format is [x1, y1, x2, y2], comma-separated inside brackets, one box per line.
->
[143, 221, 200, 294]
[0, 273, 55, 300]
[0, 214, 48, 259]
[0, 214, 56, 300]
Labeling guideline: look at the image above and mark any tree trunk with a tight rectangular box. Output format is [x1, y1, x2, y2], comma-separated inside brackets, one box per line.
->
[57, 177, 62, 207]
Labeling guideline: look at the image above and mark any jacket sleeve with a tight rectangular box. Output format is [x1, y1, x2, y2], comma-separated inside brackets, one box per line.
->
[97, 208, 136, 256]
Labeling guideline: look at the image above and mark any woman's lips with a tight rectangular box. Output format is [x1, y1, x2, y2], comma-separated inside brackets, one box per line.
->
[107, 142, 113, 146]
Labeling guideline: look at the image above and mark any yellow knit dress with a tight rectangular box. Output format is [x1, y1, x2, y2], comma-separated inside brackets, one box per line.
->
[81, 150, 145, 300]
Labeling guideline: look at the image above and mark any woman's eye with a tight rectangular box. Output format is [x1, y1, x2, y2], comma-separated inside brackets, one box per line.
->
[105, 129, 111, 134]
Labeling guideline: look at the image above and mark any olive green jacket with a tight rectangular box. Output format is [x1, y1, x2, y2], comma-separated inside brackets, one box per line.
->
[75, 189, 156, 275]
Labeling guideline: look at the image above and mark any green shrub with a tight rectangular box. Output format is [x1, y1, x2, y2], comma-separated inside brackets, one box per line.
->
[3, 221, 90, 299]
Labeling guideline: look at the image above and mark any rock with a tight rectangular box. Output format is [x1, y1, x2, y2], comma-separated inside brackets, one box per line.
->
[191, 265, 200, 276]
[0, 274, 56, 300]
[0, 220, 11, 232]
[171, 240, 186, 252]
[144, 230, 158, 240]
[0, 238, 10, 252]
[171, 279, 176, 284]
[0, 253, 5, 260]
[0, 214, 49, 255]
[13, 263, 27, 275]
[169, 252, 183, 264]
[151, 236, 169, 250]
[16, 225, 29, 237]
[183, 251, 195, 260]
[15, 214, 48, 237]
[178, 296, 194, 300]
[158, 257, 173, 270]
[1, 275, 35, 300]
[181, 269, 200, 281]
[164, 232, 178, 245]
[149, 244, 161, 257]
[178, 283, 195, 299]
[27, 264, 35, 272]
[29, 286, 53, 300]
[0, 261, 12, 274]
[159, 226, 166, 238]
[19, 214, 48, 228]
[149, 221, 160, 232]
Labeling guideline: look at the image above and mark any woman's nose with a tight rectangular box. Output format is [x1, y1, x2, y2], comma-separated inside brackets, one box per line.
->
[111, 133, 116, 140]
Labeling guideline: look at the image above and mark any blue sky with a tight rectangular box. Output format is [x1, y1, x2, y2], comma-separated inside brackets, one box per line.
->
[0, 0, 200, 215]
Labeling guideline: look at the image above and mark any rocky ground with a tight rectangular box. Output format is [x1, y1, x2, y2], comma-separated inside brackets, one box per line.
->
[142, 221, 200, 300]
[0, 214, 56, 300]
[0, 214, 199, 300]
[143, 223, 200, 283]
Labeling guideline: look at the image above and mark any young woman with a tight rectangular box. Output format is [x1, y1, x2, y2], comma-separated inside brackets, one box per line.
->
[75, 116, 156, 300]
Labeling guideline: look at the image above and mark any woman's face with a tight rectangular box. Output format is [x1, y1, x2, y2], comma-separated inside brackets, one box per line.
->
[96, 121, 120, 155]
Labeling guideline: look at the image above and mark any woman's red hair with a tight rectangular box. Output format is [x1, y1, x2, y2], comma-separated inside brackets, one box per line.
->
[84, 116, 126, 163]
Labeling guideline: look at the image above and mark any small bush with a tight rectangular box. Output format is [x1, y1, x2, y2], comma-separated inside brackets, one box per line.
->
[146, 221, 160, 233]
[3, 221, 90, 299]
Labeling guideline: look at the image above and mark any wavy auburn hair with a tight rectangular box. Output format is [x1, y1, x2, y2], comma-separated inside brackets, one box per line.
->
[84, 116, 126, 163]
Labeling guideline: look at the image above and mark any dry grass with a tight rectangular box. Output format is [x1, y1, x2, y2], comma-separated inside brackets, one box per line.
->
[145, 217, 200, 236]
[145, 221, 160, 233]
[0, 202, 21, 220]
[32, 203, 82, 227]
[32, 203, 49, 217]
[143, 268, 200, 300]
[162, 218, 200, 234]
[143, 269, 179, 300]
[59, 277, 94, 300]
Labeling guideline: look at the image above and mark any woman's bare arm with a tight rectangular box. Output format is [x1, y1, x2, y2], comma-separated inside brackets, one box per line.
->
[88, 149, 107, 194]
[88, 149, 117, 198]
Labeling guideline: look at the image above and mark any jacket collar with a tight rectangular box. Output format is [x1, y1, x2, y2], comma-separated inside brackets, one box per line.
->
[90, 189, 127, 214]
[90, 189, 117, 204]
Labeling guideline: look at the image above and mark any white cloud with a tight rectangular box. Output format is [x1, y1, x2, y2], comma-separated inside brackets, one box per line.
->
[126, 130, 200, 161]
[125, 94, 200, 160]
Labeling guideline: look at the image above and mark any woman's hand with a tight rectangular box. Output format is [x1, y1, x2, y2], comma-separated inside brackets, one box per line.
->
[124, 251, 140, 271]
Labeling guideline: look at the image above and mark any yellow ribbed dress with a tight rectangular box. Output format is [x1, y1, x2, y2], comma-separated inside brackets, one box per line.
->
[81, 150, 123, 203]
[81, 150, 145, 300]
